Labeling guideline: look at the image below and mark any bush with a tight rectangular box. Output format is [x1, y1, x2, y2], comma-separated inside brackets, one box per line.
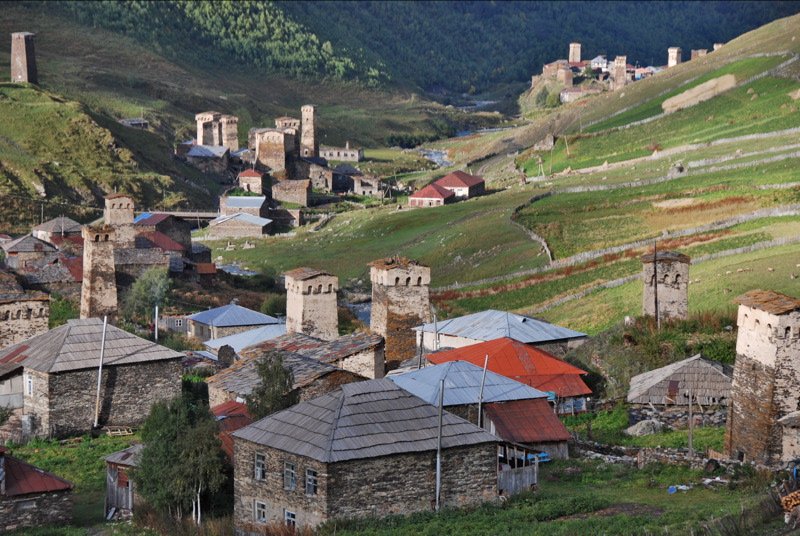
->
[49, 294, 79, 328]
[260, 293, 286, 316]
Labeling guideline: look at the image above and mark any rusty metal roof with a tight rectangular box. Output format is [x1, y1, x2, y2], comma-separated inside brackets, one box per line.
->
[212, 401, 253, 459]
[484, 399, 570, 444]
[435, 171, 484, 189]
[735, 290, 800, 315]
[104, 444, 144, 467]
[1, 448, 73, 496]
[232, 379, 499, 463]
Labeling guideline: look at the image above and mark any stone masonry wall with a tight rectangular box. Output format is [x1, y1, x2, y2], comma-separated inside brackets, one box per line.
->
[642, 260, 689, 320]
[30, 359, 181, 438]
[0, 298, 49, 348]
[207, 220, 268, 239]
[337, 345, 385, 379]
[371, 279, 430, 367]
[0, 490, 72, 532]
[285, 274, 338, 341]
[725, 354, 775, 463]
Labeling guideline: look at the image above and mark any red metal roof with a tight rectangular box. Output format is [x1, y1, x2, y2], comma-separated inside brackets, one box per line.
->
[409, 183, 455, 200]
[134, 213, 172, 227]
[484, 398, 570, 444]
[61, 256, 83, 282]
[138, 231, 185, 252]
[435, 170, 485, 189]
[1, 448, 73, 496]
[212, 401, 253, 460]
[238, 169, 263, 178]
[196, 262, 217, 275]
[428, 337, 591, 398]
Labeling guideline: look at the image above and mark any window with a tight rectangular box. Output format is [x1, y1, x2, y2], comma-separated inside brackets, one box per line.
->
[255, 453, 267, 480]
[175, 319, 183, 327]
[305, 468, 318, 496]
[25, 375, 32, 396]
[283, 462, 296, 490]
[254, 500, 267, 523]
[284, 510, 296, 527]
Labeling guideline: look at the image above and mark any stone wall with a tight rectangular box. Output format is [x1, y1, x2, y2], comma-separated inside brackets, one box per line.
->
[725, 353, 775, 463]
[26, 359, 182, 438]
[80, 227, 118, 320]
[336, 345, 384, 379]
[629, 405, 727, 429]
[300, 105, 317, 158]
[371, 283, 430, 366]
[0, 297, 49, 348]
[272, 180, 310, 207]
[10, 32, 37, 84]
[0, 490, 72, 532]
[285, 274, 339, 341]
[207, 219, 269, 240]
[642, 258, 689, 320]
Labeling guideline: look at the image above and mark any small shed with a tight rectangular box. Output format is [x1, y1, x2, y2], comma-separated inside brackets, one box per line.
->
[627, 354, 732, 407]
[105, 443, 143, 519]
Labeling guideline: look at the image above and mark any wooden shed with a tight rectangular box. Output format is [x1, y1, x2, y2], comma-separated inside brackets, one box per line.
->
[104, 444, 142, 519]
[627, 354, 732, 407]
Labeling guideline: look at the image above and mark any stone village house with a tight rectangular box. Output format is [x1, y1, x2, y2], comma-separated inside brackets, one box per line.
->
[0, 318, 183, 439]
[187, 302, 282, 341]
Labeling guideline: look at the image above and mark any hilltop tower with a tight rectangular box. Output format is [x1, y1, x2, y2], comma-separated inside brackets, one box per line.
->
[300, 104, 318, 158]
[10, 32, 37, 84]
[568, 42, 581, 63]
[104, 194, 136, 247]
[641, 250, 690, 321]
[284, 267, 339, 341]
[369, 257, 431, 368]
[612, 55, 628, 90]
[220, 114, 239, 151]
[80, 226, 118, 320]
[690, 49, 708, 60]
[667, 47, 682, 68]
[725, 290, 800, 464]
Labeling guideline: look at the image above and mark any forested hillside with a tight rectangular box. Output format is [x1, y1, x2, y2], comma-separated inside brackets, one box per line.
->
[47, 1, 800, 94]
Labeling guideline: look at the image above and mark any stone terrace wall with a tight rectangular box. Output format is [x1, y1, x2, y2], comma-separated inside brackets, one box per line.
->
[0, 490, 72, 532]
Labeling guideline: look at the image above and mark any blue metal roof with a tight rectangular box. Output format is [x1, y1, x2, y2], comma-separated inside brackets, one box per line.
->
[187, 145, 229, 158]
[204, 323, 287, 352]
[225, 196, 266, 209]
[133, 212, 152, 223]
[389, 361, 548, 406]
[413, 309, 586, 344]
[187, 304, 280, 328]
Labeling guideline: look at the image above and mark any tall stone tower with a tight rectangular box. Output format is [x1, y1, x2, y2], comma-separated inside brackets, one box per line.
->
[641, 250, 690, 321]
[284, 267, 339, 341]
[667, 47, 682, 68]
[195, 111, 221, 146]
[725, 290, 800, 464]
[612, 56, 628, 90]
[80, 226, 118, 321]
[220, 114, 239, 151]
[300, 105, 318, 158]
[11, 32, 37, 84]
[568, 42, 581, 63]
[104, 194, 136, 247]
[369, 257, 431, 369]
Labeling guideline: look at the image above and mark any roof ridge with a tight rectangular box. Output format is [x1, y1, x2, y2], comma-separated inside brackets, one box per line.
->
[323, 388, 346, 461]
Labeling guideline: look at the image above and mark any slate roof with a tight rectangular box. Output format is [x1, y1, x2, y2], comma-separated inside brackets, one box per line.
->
[224, 196, 266, 209]
[284, 267, 332, 281]
[204, 323, 288, 353]
[232, 379, 499, 463]
[115, 247, 169, 266]
[0, 446, 73, 496]
[627, 354, 732, 406]
[640, 250, 690, 264]
[20, 256, 82, 285]
[389, 361, 548, 406]
[187, 145, 229, 158]
[209, 213, 272, 228]
[435, 170, 484, 188]
[0, 318, 184, 374]
[427, 338, 591, 398]
[485, 399, 570, 444]
[296, 332, 384, 365]
[333, 164, 362, 176]
[735, 290, 800, 315]
[414, 309, 586, 344]
[410, 183, 455, 200]
[104, 443, 144, 467]
[1, 234, 57, 254]
[187, 303, 279, 328]
[33, 216, 82, 234]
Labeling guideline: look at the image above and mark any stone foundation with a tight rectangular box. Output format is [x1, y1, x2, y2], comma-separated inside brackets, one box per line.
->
[0, 490, 72, 532]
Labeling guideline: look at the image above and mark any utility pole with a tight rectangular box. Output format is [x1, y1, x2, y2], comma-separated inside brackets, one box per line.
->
[93, 316, 109, 429]
[688, 383, 694, 457]
[154, 304, 159, 342]
[653, 241, 660, 330]
[477, 354, 489, 428]
[435, 378, 444, 512]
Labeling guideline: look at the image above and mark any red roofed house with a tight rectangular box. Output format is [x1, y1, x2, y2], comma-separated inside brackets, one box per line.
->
[408, 183, 455, 208]
[238, 168, 266, 195]
[0, 446, 73, 532]
[212, 400, 253, 461]
[434, 171, 485, 199]
[428, 337, 592, 414]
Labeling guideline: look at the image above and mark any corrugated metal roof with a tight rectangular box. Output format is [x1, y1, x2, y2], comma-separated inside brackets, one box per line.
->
[212, 401, 253, 459]
[428, 338, 591, 398]
[0, 318, 184, 373]
[232, 379, 499, 463]
[187, 145, 229, 158]
[1, 448, 73, 496]
[104, 443, 144, 467]
[224, 196, 266, 209]
[484, 399, 570, 444]
[410, 183, 455, 200]
[414, 309, 586, 344]
[735, 290, 800, 315]
[204, 323, 287, 353]
[209, 213, 272, 227]
[187, 304, 279, 328]
[627, 354, 732, 406]
[389, 361, 548, 406]
[435, 171, 484, 188]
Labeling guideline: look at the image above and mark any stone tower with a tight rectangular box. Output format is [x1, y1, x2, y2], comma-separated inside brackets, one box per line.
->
[104, 194, 136, 247]
[284, 267, 339, 341]
[725, 290, 800, 464]
[369, 257, 431, 368]
[220, 114, 239, 151]
[10, 32, 37, 84]
[80, 225, 118, 320]
[667, 47, 682, 68]
[641, 250, 690, 321]
[300, 105, 318, 158]
[568, 42, 581, 63]
[612, 56, 628, 90]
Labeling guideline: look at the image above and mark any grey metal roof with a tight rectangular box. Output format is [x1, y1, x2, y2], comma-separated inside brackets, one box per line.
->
[187, 303, 279, 328]
[389, 361, 548, 406]
[232, 379, 499, 463]
[224, 196, 266, 209]
[105, 443, 143, 467]
[32, 217, 82, 234]
[413, 309, 586, 344]
[187, 145, 229, 158]
[627, 354, 732, 406]
[1, 235, 58, 254]
[204, 323, 287, 353]
[209, 213, 272, 227]
[0, 318, 185, 374]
